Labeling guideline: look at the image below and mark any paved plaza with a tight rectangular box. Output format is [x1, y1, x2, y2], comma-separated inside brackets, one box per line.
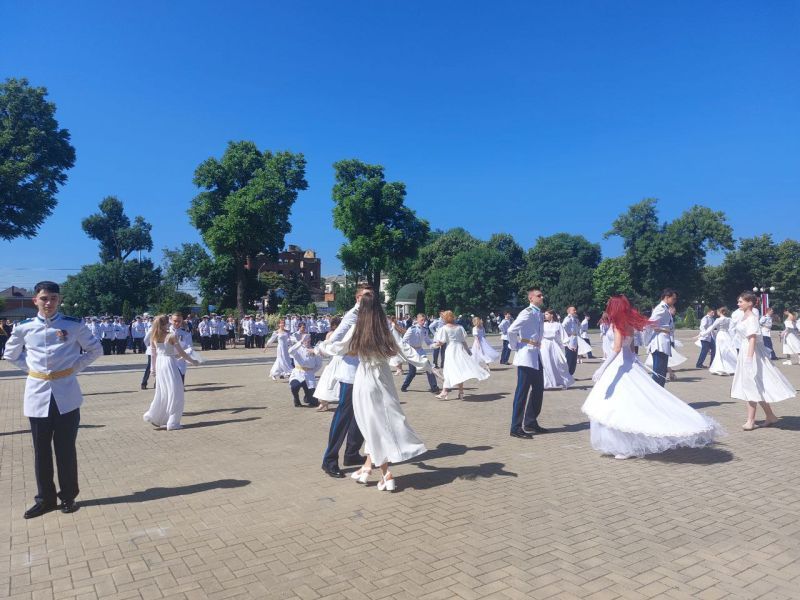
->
[1, 331, 800, 600]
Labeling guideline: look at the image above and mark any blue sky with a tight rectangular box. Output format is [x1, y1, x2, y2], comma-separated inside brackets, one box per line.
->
[2, 1, 798, 292]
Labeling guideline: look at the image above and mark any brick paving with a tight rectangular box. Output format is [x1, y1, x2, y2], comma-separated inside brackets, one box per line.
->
[1, 331, 799, 600]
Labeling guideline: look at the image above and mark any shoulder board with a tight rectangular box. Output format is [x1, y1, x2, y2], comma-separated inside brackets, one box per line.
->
[62, 316, 82, 323]
[18, 318, 33, 325]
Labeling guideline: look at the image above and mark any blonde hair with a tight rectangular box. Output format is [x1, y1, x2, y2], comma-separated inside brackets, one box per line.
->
[442, 310, 455, 324]
[151, 314, 170, 343]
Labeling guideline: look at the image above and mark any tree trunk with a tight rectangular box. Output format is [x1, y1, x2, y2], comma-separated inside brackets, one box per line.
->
[236, 259, 246, 317]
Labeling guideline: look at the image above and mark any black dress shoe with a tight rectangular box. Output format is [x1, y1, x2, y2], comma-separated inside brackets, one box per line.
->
[322, 465, 345, 478]
[430, 387, 441, 393]
[24, 501, 56, 519]
[509, 430, 533, 439]
[60, 500, 77, 514]
[527, 425, 550, 434]
[294, 402, 302, 407]
[400, 387, 408, 392]
[140, 383, 147, 390]
[343, 454, 367, 467]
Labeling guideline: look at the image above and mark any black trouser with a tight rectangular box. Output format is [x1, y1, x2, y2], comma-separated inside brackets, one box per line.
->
[132, 338, 145, 353]
[244, 334, 253, 349]
[401, 363, 438, 391]
[510, 365, 544, 433]
[433, 343, 447, 368]
[565, 347, 578, 375]
[290, 380, 317, 406]
[101, 339, 112, 355]
[200, 336, 210, 350]
[116, 339, 126, 354]
[763, 336, 777, 360]
[500, 339, 511, 364]
[651, 351, 669, 387]
[211, 334, 219, 350]
[142, 355, 151, 386]
[0, 336, 7, 358]
[696, 340, 716, 367]
[255, 335, 264, 348]
[29, 396, 80, 504]
[322, 383, 364, 469]
[581, 336, 594, 358]
[218, 335, 226, 350]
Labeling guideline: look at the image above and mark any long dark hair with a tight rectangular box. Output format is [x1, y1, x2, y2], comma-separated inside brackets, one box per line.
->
[348, 292, 399, 360]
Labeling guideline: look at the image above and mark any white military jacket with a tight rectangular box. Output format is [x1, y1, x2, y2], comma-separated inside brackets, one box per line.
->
[4, 312, 103, 417]
[507, 305, 544, 370]
[646, 302, 673, 356]
[562, 315, 580, 350]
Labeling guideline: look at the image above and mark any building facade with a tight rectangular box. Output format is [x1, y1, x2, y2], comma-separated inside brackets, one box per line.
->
[248, 245, 324, 300]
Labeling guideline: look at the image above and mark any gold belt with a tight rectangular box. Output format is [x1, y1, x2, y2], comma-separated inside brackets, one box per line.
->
[28, 368, 74, 381]
[298, 366, 316, 371]
[520, 338, 541, 347]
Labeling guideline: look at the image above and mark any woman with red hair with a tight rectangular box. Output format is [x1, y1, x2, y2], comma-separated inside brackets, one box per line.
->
[581, 295, 723, 459]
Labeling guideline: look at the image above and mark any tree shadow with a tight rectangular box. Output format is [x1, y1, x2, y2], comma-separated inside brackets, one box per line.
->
[644, 446, 734, 465]
[462, 393, 507, 403]
[80, 479, 250, 507]
[0, 424, 105, 437]
[399, 462, 517, 491]
[689, 401, 736, 409]
[186, 385, 244, 393]
[183, 406, 266, 417]
[179, 417, 261, 429]
[414, 442, 492, 462]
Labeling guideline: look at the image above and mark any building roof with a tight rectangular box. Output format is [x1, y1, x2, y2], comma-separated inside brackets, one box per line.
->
[395, 283, 424, 304]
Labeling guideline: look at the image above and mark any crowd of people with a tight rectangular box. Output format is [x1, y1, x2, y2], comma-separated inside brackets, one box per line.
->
[3, 280, 798, 518]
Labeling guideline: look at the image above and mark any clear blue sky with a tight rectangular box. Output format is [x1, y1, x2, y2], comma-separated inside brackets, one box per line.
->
[2, 1, 798, 292]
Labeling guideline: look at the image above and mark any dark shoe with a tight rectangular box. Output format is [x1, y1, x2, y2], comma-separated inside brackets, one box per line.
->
[60, 500, 77, 514]
[343, 454, 367, 467]
[140, 383, 147, 390]
[527, 425, 550, 434]
[430, 387, 441, 393]
[400, 387, 408, 392]
[510, 430, 533, 439]
[24, 501, 56, 519]
[322, 465, 345, 478]
[294, 402, 302, 407]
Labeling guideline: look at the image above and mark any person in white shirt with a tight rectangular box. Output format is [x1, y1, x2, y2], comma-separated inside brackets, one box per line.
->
[647, 289, 677, 387]
[400, 314, 439, 393]
[561, 306, 581, 375]
[429, 312, 446, 368]
[696, 309, 717, 368]
[131, 317, 146, 353]
[759, 307, 777, 360]
[498, 312, 512, 365]
[198, 316, 211, 351]
[4, 281, 102, 518]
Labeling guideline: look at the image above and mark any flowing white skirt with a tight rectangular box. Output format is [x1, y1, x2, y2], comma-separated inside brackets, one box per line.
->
[352, 359, 427, 465]
[270, 340, 293, 378]
[541, 338, 574, 389]
[646, 347, 687, 368]
[582, 350, 723, 457]
[443, 342, 490, 388]
[390, 328, 432, 371]
[576, 336, 593, 356]
[471, 336, 500, 365]
[144, 355, 185, 429]
[313, 355, 341, 402]
[731, 342, 796, 403]
[709, 331, 737, 375]
[783, 331, 800, 355]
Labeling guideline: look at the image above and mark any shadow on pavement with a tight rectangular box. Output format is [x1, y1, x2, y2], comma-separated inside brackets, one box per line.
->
[183, 406, 266, 417]
[414, 442, 492, 462]
[80, 479, 251, 507]
[645, 446, 734, 465]
[546, 421, 590, 433]
[689, 401, 736, 409]
[462, 393, 507, 402]
[0, 424, 105, 437]
[400, 462, 517, 491]
[180, 417, 261, 429]
[774, 416, 800, 431]
[186, 385, 245, 393]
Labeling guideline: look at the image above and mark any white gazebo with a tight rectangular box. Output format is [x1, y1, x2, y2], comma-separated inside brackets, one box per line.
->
[394, 283, 424, 318]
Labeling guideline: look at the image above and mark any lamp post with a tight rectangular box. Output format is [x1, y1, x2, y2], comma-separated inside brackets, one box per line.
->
[752, 285, 775, 312]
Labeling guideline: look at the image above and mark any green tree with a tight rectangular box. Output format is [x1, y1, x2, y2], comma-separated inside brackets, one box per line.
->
[412, 228, 480, 284]
[332, 159, 429, 290]
[61, 259, 162, 316]
[486, 233, 525, 281]
[547, 263, 595, 315]
[189, 141, 308, 314]
[0, 78, 76, 240]
[771, 239, 800, 311]
[592, 257, 636, 308]
[82, 196, 153, 262]
[283, 272, 312, 311]
[683, 307, 698, 329]
[520, 233, 601, 290]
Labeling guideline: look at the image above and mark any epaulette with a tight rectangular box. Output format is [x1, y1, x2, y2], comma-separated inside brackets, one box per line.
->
[62, 316, 82, 322]
[18, 318, 33, 325]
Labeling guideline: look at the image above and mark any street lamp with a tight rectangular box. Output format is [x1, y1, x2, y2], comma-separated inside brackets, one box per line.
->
[752, 285, 776, 312]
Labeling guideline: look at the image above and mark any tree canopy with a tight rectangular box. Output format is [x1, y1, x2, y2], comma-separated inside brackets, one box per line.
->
[82, 196, 153, 262]
[0, 77, 76, 240]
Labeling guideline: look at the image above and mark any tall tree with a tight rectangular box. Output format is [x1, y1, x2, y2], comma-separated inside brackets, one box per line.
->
[520, 233, 601, 290]
[189, 141, 307, 314]
[412, 228, 480, 283]
[0, 77, 76, 240]
[61, 259, 162, 316]
[592, 257, 636, 309]
[332, 159, 429, 290]
[82, 196, 153, 262]
[548, 262, 595, 315]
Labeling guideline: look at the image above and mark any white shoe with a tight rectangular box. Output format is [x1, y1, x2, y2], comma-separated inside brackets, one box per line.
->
[782, 360, 792, 366]
[614, 454, 631, 460]
[351, 468, 371, 484]
[166, 424, 182, 431]
[377, 473, 396, 492]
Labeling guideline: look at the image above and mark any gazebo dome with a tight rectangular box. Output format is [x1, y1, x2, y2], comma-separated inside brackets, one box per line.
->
[395, 283, 424, 304]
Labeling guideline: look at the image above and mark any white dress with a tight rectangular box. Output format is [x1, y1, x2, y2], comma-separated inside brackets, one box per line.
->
[705, 317, 738, 376]
[646, 340, 687, 368]
[471, 326, 500, 365]
[436, 325, 490, 388]
[352, 356, 427, 465]
[600, 323, 614, 358]
[541, 322, 574, 389]
[267, 331, 293, 378]
[581, 334, 722, 457]
[782, 319, 800, 356]
[313, 353, 342, 402]
[731, 315, 796, 403]
[143, 340, 185, 430]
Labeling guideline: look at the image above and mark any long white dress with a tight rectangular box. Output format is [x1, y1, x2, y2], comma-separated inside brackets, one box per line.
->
[704, 317, 738, 375]
[436, 325, 490, 388]
[267, 330, 293, 378]
[600, 323, 614, 358]
[541, 322, 574, 389]
[313, 352, 342, 402]
[581, 334, 723, 457]
[471, 326, 500, 365]
[646, 340, 688, 368]
[782, 319, 800, 356]
[143, 340, 185, 430]
[352, 356, 427, 465]
[731, 314, 796, 403]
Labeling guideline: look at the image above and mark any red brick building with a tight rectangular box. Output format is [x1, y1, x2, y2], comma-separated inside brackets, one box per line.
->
[247, 245, 324, 300]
